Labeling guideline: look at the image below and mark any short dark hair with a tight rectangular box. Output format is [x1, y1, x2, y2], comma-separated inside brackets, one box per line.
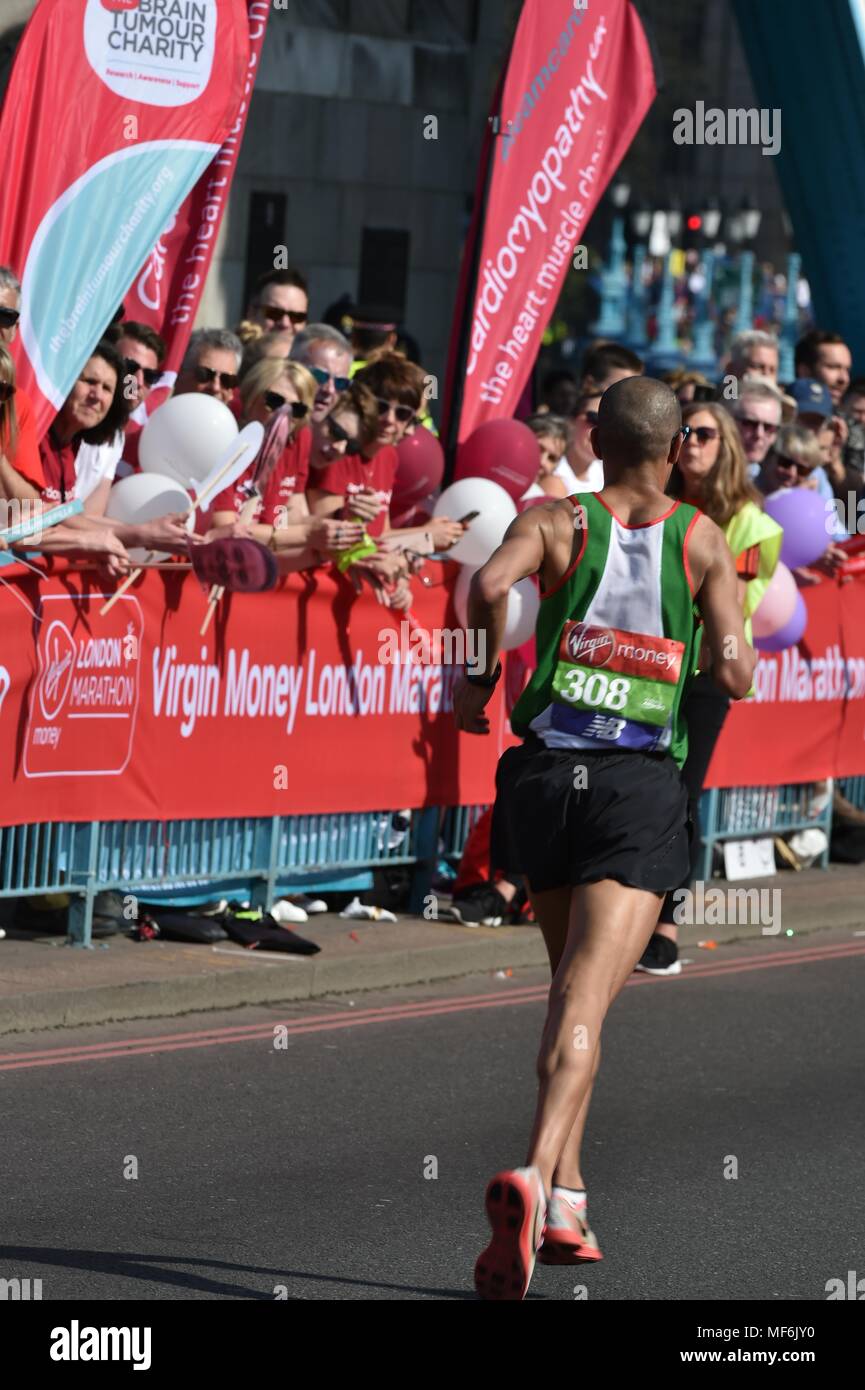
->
[355, 353, 424, 412]
[845, 378, 865, 401]
[795, 328, 848, 373]
[77, 341, 132, 446]
[252, 267, 309, 302]
[108, 320, 166, 364]
[540, 369, 579, 417]
[580, 341, 643, 388]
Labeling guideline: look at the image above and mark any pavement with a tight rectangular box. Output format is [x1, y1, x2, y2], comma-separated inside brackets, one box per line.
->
[0, 863, 863, 1035]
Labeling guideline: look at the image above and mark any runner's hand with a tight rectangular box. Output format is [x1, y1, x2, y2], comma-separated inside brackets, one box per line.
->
[453, 674, 494, 734]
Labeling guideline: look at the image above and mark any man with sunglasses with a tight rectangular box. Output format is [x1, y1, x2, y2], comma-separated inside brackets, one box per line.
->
[730, 377, 784, 478]
[246, 267, 309, 342]
[290, 325, 353, 424]
[174, 328, 243, 407]
[105, 320, 166, 476]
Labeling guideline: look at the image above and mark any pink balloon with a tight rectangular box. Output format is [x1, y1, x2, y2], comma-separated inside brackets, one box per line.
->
[455, 419, 540, 501]
[390, 428, 444, 520]
[755, 592, 807, 651]
[751, 562, 797, 637]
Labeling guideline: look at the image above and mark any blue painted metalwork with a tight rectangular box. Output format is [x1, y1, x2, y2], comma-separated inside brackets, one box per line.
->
[1, 779, 847, 948]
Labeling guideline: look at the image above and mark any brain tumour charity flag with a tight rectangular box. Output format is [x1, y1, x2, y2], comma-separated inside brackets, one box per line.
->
[0, 0, 250, 439]
[442, 0, 656, 448]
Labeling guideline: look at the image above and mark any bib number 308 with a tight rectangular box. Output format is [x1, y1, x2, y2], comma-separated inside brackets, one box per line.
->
[561, 668, 630, 711]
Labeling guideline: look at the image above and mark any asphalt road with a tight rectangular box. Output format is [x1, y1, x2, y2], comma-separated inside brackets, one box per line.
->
[2, 932, 864, 1301]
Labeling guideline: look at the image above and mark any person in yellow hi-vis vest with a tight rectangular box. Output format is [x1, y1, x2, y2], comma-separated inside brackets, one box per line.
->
[638, 399, 782, 977]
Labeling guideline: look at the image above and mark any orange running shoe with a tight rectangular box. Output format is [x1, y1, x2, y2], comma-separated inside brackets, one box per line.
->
[537, 1191, 603, 1264]
[474, 1166, 547, 1301]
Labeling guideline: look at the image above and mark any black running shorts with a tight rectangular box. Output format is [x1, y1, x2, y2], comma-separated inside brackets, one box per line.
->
[490, 736, 691, 895]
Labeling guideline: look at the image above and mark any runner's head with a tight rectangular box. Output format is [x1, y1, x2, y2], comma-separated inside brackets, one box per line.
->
[592, 377, 683, 482]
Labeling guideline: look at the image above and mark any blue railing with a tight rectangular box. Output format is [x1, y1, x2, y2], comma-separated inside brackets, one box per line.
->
[0, 778, 848, 946]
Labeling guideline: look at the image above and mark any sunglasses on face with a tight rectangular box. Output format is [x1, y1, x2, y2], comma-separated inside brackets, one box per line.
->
[325, 415, 363, 455]
[578, 409, 599, 425]
[739, 417, 778, 435]
[124, 357, 160, 389]
[775, 454, 814, 478]
[686, 426, 719, 444]
[376, 397, 414, 424]
[194, 364, 238, 390]
[258, 304, 307, 327]
[0, 307, 20, 329]
[263, 390, 308, 418]
[309, 365, 351, 392]
[0, 380, 13, 403]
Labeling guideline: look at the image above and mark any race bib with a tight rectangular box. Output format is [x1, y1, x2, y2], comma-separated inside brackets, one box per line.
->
[550, 621, 685, 749]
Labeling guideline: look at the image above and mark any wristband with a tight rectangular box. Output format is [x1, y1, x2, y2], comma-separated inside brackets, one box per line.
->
[464, 660, 502, 689]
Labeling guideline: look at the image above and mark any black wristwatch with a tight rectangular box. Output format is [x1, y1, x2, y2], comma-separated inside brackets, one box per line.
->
[464, 660, 502, 689]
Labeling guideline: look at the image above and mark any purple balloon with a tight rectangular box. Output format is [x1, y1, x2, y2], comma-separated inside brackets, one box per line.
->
[763, 487, 830, 570]
[754, 592, 807, 652]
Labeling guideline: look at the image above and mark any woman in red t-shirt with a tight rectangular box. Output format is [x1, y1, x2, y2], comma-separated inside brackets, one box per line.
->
[0, 344, 45, 502]
[209, 360, 364, 567]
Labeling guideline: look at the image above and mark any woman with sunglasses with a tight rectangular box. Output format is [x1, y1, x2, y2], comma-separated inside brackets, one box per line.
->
[637, 401, 784, 977]
[209, 362, 365, 565]
[309, 354, 463, 555]
[561, 391, 604, 495]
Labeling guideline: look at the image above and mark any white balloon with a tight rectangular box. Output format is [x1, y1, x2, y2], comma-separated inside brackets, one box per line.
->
[501, 578, 540, 651]
[139, 395, 238, 488]
[105, 473, 192, 564]
[454, 566, 539, 652]
[434, 477, 516, 566]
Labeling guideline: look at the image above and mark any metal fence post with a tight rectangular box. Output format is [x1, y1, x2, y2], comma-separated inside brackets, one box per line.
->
[67, 820, 99, 948]
[409, 807, 440, 916]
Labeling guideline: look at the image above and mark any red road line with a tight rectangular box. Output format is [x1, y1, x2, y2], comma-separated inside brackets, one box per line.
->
[0, 940, 863, 1074]
[0, 938, 858, 1066]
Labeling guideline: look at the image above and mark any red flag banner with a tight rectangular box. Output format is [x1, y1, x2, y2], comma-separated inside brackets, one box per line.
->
[444, 0, 656, 444]
[124, 0, 270, 407]
[0, 0, 251, 438]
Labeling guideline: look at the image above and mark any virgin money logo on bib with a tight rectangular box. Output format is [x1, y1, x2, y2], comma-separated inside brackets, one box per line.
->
[84, 0, 217, 106]
[566, 624, 615, 668]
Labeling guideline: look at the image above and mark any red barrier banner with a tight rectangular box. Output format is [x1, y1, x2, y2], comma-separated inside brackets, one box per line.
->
[0, 0, 251, 438]
[706, 575, 865, 787]
[443, 0, 656, 445]
[0, 562, 510, 827]
[124, 0, 270, 407]
[1, 567, 863, 828]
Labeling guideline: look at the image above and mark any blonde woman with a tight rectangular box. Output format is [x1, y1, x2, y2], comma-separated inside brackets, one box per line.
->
[209, 358, 359, 563]
[638, 400, 783, 976]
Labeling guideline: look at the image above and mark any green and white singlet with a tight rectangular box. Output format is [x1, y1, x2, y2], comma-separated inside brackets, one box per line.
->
[510, 494, 702, 770]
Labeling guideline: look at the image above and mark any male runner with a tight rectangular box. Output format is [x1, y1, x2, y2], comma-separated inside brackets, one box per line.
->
[453, 377, 756, 1301]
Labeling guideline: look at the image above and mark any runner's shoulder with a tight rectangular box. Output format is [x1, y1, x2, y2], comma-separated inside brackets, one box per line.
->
[687, 511, 732, 587]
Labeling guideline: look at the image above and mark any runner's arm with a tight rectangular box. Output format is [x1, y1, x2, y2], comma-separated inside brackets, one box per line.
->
[694, 518, 757, 699]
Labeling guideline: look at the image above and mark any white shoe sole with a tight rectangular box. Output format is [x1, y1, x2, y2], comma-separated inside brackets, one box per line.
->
[634, 959, 682, 976]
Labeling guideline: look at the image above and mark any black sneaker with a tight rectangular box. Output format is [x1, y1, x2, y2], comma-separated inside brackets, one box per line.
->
[634, 933, 682, 976]
[448, 884, 509, 927]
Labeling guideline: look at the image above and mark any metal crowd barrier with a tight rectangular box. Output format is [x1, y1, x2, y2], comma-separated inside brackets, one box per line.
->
[0, 779, 851, 947]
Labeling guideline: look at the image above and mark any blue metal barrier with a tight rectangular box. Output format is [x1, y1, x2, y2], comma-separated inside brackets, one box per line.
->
[1, 778, 852, 947]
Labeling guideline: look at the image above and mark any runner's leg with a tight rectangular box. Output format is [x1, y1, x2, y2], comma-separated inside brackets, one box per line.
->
[528, 885, 600, 1191]
[526, 879, 664, 1195]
